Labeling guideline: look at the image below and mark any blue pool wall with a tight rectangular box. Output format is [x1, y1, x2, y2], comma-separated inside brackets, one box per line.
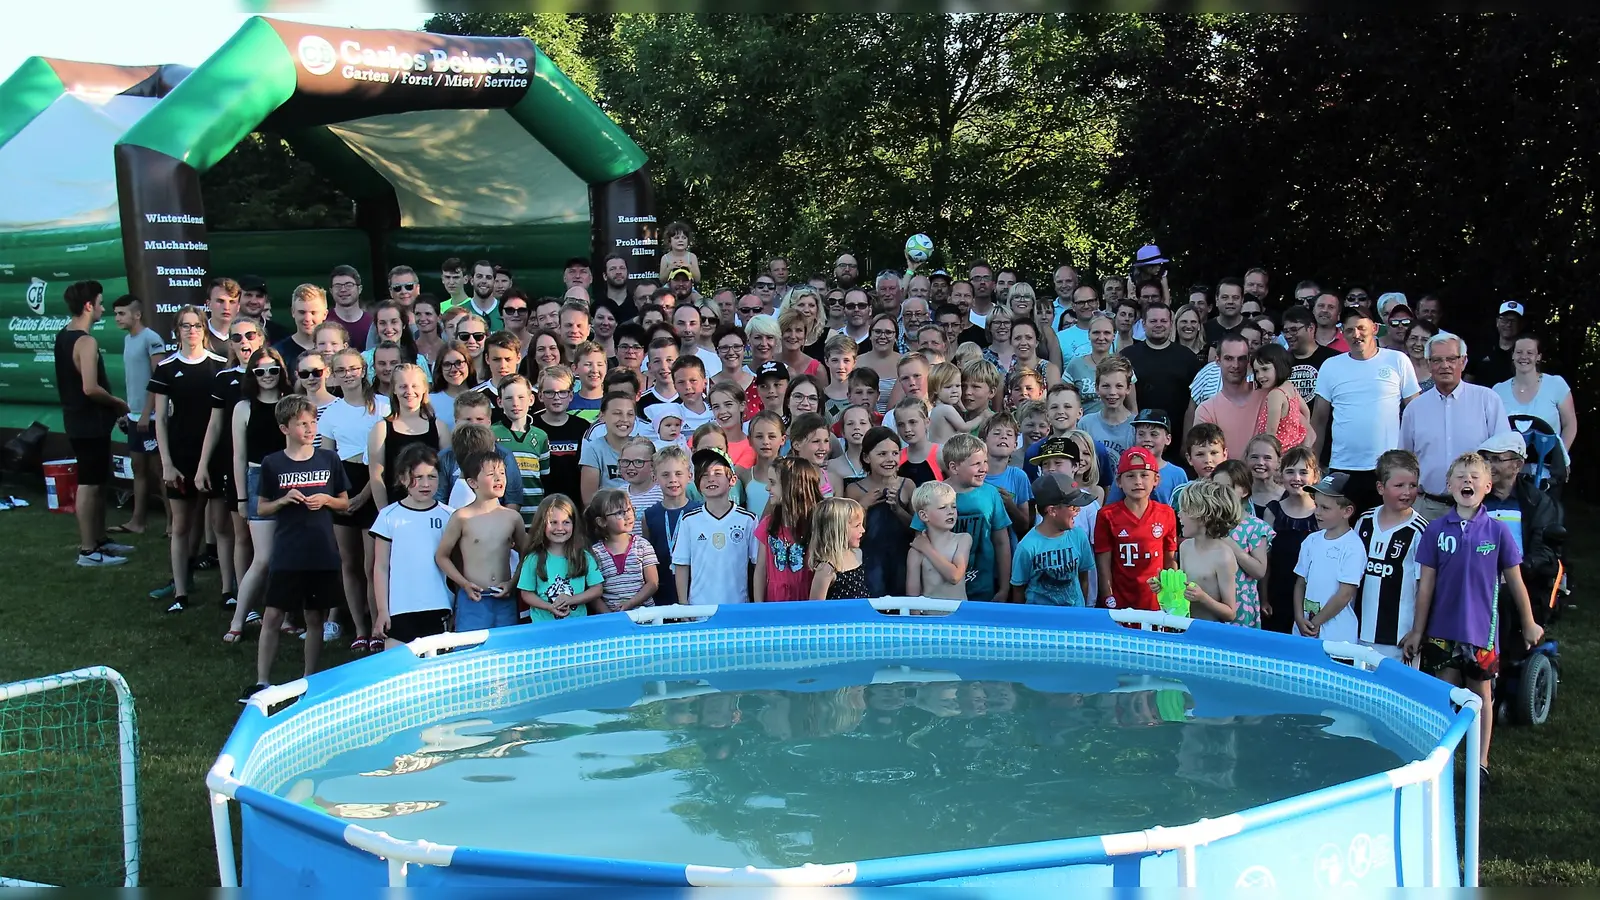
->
[217, 601, 1467, 889]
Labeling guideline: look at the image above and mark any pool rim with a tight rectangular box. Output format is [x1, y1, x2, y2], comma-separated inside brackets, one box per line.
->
[208, 599, 1482, 888]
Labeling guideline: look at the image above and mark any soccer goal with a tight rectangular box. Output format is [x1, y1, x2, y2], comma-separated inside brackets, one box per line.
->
[0, 666, 140, 886]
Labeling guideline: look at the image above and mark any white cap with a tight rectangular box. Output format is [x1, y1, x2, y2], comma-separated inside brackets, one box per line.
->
[1478, 432, 1526, 456]
[1377, 292, 1409, 317]
[1498, 300, 1526, 317]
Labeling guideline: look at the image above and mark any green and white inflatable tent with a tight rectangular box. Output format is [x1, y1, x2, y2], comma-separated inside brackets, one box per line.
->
[0, 17, 656, 432]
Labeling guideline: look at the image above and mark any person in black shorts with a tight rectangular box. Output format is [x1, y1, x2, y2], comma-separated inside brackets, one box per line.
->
[54, 281, 132, 567]
[149, 305, 228, 611]
[245, 395, 350, 702]
[197, 317, 265, 610]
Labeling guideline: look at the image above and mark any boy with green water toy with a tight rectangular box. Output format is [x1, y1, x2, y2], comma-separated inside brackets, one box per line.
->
[1149, 479, 1240, 622]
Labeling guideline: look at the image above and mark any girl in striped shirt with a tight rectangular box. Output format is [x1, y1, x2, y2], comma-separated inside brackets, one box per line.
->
[586, 489, 659, 613]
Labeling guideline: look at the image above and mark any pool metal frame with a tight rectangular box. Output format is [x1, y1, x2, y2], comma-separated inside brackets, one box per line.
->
[208, 599, 1481, 889]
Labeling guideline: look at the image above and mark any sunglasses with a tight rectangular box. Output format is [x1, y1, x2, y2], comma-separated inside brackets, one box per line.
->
[251, 365, 281, 377]
[1389, 318, 1413, 328]
[390, 282, 417, 292]
[844, 302, 871, 311]
[458, 331, 487, 341]
[738, 306, 763, 316]
[298, 368, 325, 379]
[229, 332, 260, 342]
[502, 307, 529, 316]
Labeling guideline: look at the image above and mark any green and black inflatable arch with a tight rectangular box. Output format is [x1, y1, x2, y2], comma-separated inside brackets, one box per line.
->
[114, 16, 656, 332]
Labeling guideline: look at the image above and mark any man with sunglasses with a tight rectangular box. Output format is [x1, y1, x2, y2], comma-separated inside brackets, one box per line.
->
[735, 292, 765, 329]
[1377, 293, 1413, 353]
[369, 265, 422, 348]
[500, 290, 534, 357]
[751, 275, 779, 315]
[205, 277, 241, 358]
[838, 288, 873, 344]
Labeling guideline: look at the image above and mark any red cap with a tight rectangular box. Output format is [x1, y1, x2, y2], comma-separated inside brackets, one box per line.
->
[1118, 446, 1157, 475]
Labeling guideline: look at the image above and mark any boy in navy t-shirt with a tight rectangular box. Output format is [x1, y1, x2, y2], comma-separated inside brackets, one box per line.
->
[1403, 452, 1543, 784]
[246, 395, 350, 702]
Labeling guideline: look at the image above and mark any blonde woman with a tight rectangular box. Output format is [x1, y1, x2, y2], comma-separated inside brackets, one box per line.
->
[1174, 303, 1208, 359]
[778, 307, 825, 382]
[1009, 282, 1063, 369]
[981, 307, 1017, 374]
[779, 285, 828, 358]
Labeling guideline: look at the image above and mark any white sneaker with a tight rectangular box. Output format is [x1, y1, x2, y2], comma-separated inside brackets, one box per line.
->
[77, 550, 128, 568]
[99, 540, 135, 555]
[6, 496, 27, 508]
[325, 621, 341, 642]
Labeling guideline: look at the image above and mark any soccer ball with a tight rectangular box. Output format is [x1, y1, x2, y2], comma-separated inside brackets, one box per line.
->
[904, 233, 934, 263]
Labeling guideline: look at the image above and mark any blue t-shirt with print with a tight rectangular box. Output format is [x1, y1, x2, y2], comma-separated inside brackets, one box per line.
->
[1011, 526, 1095, 607]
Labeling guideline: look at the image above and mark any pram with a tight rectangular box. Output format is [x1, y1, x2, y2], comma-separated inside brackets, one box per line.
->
[1495, 416, 1568, 726]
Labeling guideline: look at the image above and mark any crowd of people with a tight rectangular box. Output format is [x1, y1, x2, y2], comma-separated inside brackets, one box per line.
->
[52, 229, 1576, 779]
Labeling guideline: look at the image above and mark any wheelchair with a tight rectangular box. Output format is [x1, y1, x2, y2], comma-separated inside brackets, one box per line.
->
[1493, 418, 1568, 728]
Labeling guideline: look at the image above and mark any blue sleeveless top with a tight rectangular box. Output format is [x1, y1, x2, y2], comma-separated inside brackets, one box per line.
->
[643, 499, 702, 607]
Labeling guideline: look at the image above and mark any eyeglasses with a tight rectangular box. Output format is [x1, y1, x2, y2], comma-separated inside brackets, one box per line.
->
[390, 282, 417, 292]
[871, 329, 897, 338]
[458, 331, 486, 342]
[333, 366, 363, 377]
[502, 307, 528, 316]
[703, 316, 719, 326]
[229, 331, 260, 342]
[618, 458, 650, 468]
[540, 388, 573, 398]
[441, 359, 468, 370]
[178, 322, 205, 331]
[617, 342, 644, 353]
[251, 365, 281, 377]
[718, 343, 746, 353]
[298, 368, 325, 378]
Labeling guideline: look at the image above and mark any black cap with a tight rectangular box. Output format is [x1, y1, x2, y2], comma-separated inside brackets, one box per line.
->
[240, 275, 268, 293]
[1029, 436, 1080, 465]
[1132, 409, 1172, 432]
[1033, 472, 1093, 510]
[692, 448, 733, 481]
[756, 361, 790, 382]
[1305, 472, 1351, 498]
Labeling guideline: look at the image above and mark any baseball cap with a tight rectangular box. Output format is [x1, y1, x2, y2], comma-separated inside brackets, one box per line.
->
[240, 275, 268, 293]
[1305, 472, 1351, 497]
[929, 269, 951, 282]
[1029, 436, 1081, 465]
[1498, 300, 1526, 317]
[1033, 472, 1094, 510]
[755, 361, 790, 383]
[1478, 432, 1527, 457]
[1377, 292, 1409, 318]
[1132, 409, 1172, 432]
[1132, 244, 1169, 267]
[692, 448, 734, 479]
[669, 267, 693, 280]
[1118, 446, 1158, 475]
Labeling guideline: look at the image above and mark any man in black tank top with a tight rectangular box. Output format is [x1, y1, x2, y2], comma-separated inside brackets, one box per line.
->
[54, 281, 132, 567]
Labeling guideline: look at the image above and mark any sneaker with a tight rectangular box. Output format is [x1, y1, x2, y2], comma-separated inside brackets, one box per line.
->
[222, 594, 238, 608]
[192, 554, 218, 571]
[7, 496, 28, 508]
[77, 550, 129, 568]
[166, 599, 187, 613]
[1478, 765, 1492, 794]
[325, 621, 341, 642]
[239, 682, 269, 704]
[98, 539, 135, 555]
[148, 580, 176, 600]
[0, 498, 12, 510]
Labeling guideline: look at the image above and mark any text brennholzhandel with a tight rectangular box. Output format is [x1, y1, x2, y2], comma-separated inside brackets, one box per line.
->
[299, 37, 532, 88]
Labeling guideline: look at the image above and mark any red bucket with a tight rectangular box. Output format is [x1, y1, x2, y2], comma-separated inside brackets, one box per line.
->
[43, 458, 78, 514]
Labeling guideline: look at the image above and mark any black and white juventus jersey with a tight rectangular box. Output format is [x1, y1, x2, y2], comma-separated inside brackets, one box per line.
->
[1354, 509, 1429, 646]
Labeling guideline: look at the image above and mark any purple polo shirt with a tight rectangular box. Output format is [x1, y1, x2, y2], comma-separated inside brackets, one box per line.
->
[1399, 381, 1510, 495]
[1416, 508, 1522, 648]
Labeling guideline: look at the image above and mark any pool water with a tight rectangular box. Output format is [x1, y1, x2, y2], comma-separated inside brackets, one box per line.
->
[278, 659, 1416, 868]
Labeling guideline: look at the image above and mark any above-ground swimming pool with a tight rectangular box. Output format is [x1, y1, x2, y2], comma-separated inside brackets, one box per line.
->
[209, 600, 1481, 889]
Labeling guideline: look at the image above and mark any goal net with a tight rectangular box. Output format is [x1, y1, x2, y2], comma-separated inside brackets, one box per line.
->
[0, 667, 139, 886]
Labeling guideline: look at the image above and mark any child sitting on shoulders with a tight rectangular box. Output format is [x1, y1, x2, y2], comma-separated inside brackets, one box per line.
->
[809, 497, 870, 600]
[657, 220, 702, 284]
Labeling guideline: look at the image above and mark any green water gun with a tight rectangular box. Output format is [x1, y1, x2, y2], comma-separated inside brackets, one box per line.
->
[1157, 569, 1190, 617]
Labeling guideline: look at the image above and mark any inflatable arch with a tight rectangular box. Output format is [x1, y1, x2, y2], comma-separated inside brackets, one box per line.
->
[0, 17, 656, 430]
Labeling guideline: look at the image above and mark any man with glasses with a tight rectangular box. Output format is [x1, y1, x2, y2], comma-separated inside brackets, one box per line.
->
[901, 297, 932, 347]
[631, 279, 659, 313]
[968, 261, 998, 325]
[239, 276, 289, 343]
[839, 288, 873, 344]
[751, 275, 779, 314]
[1312, 308, 1421, 513]
[833, 253, 861, 291]
[1057, 284, 1102, 361]
[601, 253, 635, 321]
[1401, 331, 1510, 521]
[466, 260, 502, 331]
[612, 323, 648, 374]
[1129, 278, 1165, 341]
[499, 291, 533, 357]
[373, 265, 422, 348]
[1293, 279, 1321, 307]
[1281, 305, 1338, 405]
[1343, 285, 1374, 321]
[935, 305, 966, 352]
[205, 277, 241, 358]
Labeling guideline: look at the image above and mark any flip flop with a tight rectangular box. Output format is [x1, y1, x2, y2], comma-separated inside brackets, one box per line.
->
[107, 524, 142, 534]
[222, 630, 244, 644]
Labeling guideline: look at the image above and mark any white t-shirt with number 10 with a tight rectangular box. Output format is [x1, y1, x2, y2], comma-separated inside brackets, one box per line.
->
[370, 500, 454, 615]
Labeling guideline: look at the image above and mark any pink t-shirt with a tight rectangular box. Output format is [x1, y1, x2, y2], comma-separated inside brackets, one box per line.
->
[755, 517, 812, 602]
[1195, 389, 1266, 460]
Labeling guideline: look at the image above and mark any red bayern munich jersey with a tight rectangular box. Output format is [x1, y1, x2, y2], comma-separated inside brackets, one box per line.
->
[1092, 499, 1179, 611]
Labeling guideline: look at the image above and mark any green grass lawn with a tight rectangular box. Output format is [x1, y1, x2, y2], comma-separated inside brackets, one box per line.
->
[0, 482, 1596, 885]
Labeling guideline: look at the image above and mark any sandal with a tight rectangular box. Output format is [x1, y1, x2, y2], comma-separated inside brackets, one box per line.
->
[222, 630, 243, 644]
[350, 636, 370, 654]
[107, 523, 142, 535]
[367, 637, 386, 653]
[245, 610, 262, 626]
